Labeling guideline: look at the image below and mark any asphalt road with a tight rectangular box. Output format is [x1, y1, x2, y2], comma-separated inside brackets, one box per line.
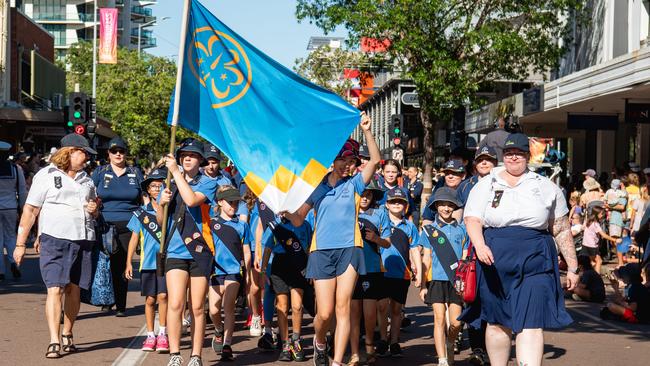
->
[1, 248, 649, 365]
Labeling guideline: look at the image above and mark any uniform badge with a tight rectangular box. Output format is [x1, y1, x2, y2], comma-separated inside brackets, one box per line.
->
[492, 190, 504, 208]
[54, 176, 62, 189]
[129, 178, 136, 185]
[438, 237, 445, 245]
[362, 281, 370, 291]
[260, 203, 266, 210]
[292, 241, 301, 251]
[196, 245, 203, 253]
[156, 232, 162, 239]
[184, 237, 192, 244]
[148, 222, 157, 231]
[432, 230, 439, 238]
[214, 223, 221, 231]
[143, 216, 150, 224]
[192, 232, 201, 240]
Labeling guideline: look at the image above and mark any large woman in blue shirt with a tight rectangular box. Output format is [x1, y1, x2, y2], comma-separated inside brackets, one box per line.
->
[284, 113, 380, 366]
[158, 138, 218, 366]
[91, 137, 143, 315]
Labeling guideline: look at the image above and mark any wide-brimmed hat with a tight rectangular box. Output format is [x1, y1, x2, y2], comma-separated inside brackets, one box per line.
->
[141, 167, 168, 191]
[60, 134, 97, 155]
[363, 179, 385, 202]
[429, 186, 462, 208]
[582, 177, 600, 191]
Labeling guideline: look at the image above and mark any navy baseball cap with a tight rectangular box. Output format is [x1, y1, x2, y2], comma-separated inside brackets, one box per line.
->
[430, 186, 462, 208]
[60, 133, 97, 155]
[108, 137, 128, 151]
[386, 187, 408, 203]
[441, 159, 465, 173]
[141, 167, 168, 191]
[204, 143, 221, 161]
[503, 133, 530, 152]
[475, 146, 497, 161]
[176, 138, 205, 162]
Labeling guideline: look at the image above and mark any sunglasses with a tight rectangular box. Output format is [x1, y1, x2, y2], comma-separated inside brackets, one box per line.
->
[109, 148, 126, 155]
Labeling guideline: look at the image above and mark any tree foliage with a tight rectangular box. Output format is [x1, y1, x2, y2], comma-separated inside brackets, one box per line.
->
[296, 0, 582, 191]
[65, 42, 193, 166]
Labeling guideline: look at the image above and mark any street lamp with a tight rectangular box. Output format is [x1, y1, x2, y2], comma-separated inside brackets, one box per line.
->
[138, 16, 170, 57]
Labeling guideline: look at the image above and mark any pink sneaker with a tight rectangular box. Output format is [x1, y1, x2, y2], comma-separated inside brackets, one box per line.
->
[142, 335, 156, 352]
[156, 334, 169, 353]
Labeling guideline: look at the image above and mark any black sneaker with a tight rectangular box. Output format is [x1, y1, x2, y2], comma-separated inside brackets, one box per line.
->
[325, 333, 334, 358]
[312, 343, 329, 366]
[10, 263, 21, 279]
[290, 335, 305, 362]
[278, 341, 292, 362]
[376, 340, 390, 358]
[469, 348, 488, 366]
[221, 344, 233, 361]
[258, 333, 275, 352]
[390, 343, 403, 358]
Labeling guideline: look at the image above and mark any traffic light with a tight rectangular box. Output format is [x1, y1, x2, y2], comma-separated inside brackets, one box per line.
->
[67, 92, 88, 136]
[86, 98, 97, 140]
[390, 114, 403, 147]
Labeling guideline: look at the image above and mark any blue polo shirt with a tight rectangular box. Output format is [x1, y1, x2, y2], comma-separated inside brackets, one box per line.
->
[381, 218, 421, 280]
[92, 165, 143, 222]
[211, 217, 252, 275]
[306, 173, 366, 251]
[420, 215, 468, 282]
[126, 203, 160, 271]
[163, 173, 218, 260]
[262, 218, 312, 255]
[359, 207, 392, 273]
[422, 182, 466, 221]
[456, 175, 480, 207]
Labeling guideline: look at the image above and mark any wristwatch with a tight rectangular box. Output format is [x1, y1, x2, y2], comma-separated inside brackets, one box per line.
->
[568, 267, 580, 275]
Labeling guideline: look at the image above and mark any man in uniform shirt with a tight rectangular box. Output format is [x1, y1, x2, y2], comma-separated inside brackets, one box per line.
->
[0, 141, 27, 280]
[477, 117, 509, 162]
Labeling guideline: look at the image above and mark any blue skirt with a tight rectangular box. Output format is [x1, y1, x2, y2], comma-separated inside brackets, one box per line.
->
[459, 226, 572, 333]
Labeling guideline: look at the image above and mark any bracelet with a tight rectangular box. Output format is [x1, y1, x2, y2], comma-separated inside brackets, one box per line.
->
[15, 244, 26, 248]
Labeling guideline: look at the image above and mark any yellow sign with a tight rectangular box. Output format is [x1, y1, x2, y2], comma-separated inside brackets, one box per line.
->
[188, 27, 252, 109]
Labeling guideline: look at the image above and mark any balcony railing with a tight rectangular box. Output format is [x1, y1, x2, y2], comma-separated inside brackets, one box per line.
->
[131, 29, 153, 38]
[131, 6, 153, 17]
[32, 12, 95, 22]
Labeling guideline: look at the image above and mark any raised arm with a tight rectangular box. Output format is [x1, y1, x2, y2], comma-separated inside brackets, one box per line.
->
[360, 112, 381, 185]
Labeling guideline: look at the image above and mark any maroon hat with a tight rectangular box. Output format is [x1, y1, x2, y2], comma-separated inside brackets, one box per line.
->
[335, 138, 360, 161]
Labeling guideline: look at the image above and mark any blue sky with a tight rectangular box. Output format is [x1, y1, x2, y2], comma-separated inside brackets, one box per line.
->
[148, 0, 347, 68]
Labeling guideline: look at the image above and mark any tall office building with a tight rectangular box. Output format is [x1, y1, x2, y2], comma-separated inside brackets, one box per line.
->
[17, 0, 157, 61]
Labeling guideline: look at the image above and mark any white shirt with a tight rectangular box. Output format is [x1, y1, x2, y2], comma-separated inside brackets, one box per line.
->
[464, 167, 568, 230]
[26, 164, 96, 241]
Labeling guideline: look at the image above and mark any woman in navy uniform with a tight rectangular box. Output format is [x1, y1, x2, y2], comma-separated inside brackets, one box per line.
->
[284, 113, 380, 366]
[91, 137, 143, 316]
[461, 133, 578, 366]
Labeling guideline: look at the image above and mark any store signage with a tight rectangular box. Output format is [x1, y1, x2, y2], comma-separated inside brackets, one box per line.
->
[401, 92, 419, 107]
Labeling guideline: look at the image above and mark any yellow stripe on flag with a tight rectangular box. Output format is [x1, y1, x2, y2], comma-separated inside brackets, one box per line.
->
[244, 171, 268, 197]
[300, 159, 328, 188]
[269, 165, 297, 193]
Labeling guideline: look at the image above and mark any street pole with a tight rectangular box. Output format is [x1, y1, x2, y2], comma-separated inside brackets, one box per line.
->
[137, 25, 141, 58]
[92, 0, 97, 99]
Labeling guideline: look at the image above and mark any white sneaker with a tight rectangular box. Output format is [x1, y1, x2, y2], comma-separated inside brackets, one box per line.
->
[249, 315, 262, 336]
[182, 316, 192, 335]
[438, 358, 449, 366]
[445, 342, 455, 366]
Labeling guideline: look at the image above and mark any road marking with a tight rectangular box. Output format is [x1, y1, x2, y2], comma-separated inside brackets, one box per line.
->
[112, 315, 158, 366]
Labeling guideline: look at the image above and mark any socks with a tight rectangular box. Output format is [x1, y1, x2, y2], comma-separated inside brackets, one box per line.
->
[158, 326, 166, 336]
[291, 333, 301, 341]
[314, 339, 326, 351]
[223, 337, 232, 346]
[147, 331, 155, 337]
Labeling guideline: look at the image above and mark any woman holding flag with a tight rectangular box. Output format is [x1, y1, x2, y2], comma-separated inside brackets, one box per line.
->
[284, 112, 380, 366]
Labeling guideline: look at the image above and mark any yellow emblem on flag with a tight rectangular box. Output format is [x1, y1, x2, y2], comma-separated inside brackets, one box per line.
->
[188, 26, 252, 109]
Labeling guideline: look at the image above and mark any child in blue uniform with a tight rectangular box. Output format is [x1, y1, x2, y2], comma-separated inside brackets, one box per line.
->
[125, 167, 169, 353]
[377, 187, 422, 357]
[350, 180, 392, 365]
[260, 216, 312, 362]
[159, 139, 218, 366]
[419, 187, 468, 366]
[207, 185, 252, 361]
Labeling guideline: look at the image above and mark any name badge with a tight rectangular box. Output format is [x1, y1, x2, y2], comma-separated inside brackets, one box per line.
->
[492, 190, 504, 208]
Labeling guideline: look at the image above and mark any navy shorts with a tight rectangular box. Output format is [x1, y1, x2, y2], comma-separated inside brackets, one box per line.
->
[424, 280, 462, 306]
[353, 272, 388, 300]
[210, 273, 242, 287]
[140, 270, 167, 296]
[165, 258, 205, 277]
[305, 246, 366, 280]
[39, 234, 93, 290]
[270, 254, 310, 294]
[384, 277, 411, 305]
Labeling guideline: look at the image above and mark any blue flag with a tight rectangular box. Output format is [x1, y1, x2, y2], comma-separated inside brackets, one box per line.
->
[168, 0, 359, 212]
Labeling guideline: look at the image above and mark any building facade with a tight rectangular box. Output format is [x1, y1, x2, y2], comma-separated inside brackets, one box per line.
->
[17, 0, 157, 61]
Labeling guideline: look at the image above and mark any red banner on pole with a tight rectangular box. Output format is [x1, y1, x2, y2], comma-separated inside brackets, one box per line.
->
[99, 8, 118, 64]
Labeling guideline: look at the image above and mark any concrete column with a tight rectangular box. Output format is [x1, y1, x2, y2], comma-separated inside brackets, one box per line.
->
[597, 129, 617, 173]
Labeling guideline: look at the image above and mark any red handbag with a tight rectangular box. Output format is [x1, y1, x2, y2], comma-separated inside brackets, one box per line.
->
[454, 241, 477, 303]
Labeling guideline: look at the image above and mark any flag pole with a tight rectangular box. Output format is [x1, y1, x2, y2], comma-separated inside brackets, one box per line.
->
[159, 0, 191, 259]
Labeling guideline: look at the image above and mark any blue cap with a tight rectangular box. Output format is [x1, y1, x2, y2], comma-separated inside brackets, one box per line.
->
[203, 143, 221, 161]
[475, 146, 497, 161]
[503, 133, 530, 152]
[108, 137, 128, 151]
[386, 187, 408, 203]
[141, 167, 168, 191]
[441, 159, 465, 173]
[430, 186, 462, 208]
[60, 133, 97, 155]
[176, 138, 205, 162]
[0, 140, 11, 151]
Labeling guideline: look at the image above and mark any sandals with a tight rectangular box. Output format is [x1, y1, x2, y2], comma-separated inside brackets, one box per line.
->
[365, 342, 377, 365]
[46, 343, 61, 359]
[62, 334, 78, 353]
[348, 354, 360, 366]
